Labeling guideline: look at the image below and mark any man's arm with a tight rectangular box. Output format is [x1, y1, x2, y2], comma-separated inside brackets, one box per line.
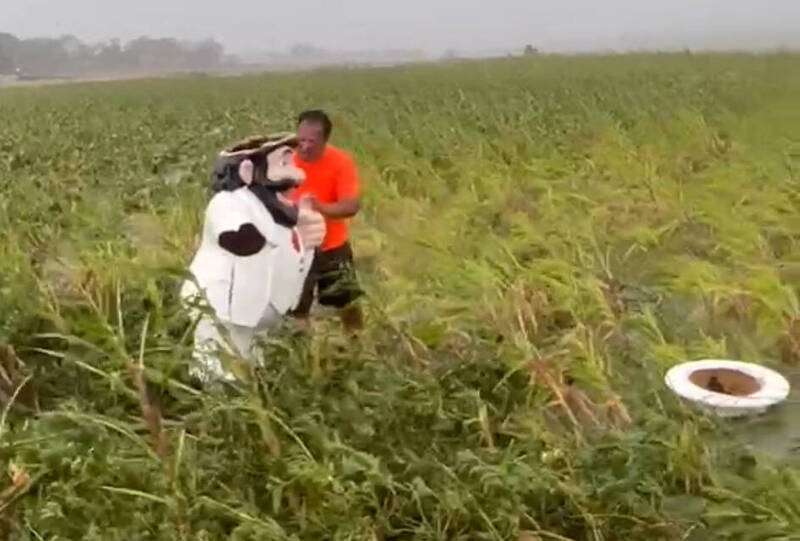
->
[310, 197, 360, 219]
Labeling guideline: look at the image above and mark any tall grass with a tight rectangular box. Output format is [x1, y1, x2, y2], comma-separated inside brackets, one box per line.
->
[1, 52, 800, 539]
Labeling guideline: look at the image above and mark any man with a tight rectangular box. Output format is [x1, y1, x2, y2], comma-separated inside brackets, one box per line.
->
[288, 109, 364, 334]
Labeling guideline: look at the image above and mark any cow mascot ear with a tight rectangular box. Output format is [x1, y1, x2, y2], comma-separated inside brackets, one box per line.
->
[238, 159, 254, 186]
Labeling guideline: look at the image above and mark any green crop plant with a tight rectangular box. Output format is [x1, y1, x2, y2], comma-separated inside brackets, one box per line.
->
[0, 52, 799, 539]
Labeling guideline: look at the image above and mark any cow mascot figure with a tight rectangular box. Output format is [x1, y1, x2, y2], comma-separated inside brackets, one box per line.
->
[180, 133, 326, 383]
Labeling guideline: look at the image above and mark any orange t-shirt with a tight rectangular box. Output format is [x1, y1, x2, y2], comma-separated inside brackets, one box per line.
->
[290, 145, 360, 252]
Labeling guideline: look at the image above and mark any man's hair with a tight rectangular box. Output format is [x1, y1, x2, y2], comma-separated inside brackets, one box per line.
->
[297, 109, 332, 140]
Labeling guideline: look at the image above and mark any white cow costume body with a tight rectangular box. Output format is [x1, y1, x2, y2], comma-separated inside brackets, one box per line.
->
[181, 134, 325, 382]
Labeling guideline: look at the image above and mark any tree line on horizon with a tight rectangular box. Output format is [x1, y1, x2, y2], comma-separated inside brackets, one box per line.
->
[0, 32, 436, 79]
[0, 32, 232, 77]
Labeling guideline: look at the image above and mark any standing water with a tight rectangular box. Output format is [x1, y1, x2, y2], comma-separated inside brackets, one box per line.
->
[724, 369, 800, 458]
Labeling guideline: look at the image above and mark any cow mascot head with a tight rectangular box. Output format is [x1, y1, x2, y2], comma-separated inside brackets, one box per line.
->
[180, 133, 326, 383]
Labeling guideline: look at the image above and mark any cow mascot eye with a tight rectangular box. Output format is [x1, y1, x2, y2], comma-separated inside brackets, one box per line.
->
[179, 133, 326, 384]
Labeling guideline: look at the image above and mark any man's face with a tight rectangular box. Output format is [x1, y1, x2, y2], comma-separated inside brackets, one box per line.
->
[296, 120, 326, 162]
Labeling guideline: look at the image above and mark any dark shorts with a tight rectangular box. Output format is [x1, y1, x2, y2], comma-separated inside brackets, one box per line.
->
[291, 241, 363, 316]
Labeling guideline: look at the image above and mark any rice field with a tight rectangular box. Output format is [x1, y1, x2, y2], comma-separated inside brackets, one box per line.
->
[1, 52, 800, 540]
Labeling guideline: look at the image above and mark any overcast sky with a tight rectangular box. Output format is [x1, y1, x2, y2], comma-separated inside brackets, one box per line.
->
[2, 0, 799, 55]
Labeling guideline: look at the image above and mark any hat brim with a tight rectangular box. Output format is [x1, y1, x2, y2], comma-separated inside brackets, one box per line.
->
[219, 132, 298, 159]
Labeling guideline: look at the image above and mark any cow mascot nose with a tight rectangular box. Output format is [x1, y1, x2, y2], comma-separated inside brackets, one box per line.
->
[180, 133, 326, 383]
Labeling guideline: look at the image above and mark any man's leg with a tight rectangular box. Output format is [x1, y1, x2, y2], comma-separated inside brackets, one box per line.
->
[316, 242, 365, 336]
[339, 303, 364, 336]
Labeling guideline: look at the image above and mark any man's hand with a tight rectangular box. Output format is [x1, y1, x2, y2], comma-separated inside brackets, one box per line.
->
[298, 193, 322, 212]
[296, 206, 326, 250]
[300, 194, 360, 219]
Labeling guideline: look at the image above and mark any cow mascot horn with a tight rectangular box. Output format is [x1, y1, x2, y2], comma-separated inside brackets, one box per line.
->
[180, 132, 326, 383]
